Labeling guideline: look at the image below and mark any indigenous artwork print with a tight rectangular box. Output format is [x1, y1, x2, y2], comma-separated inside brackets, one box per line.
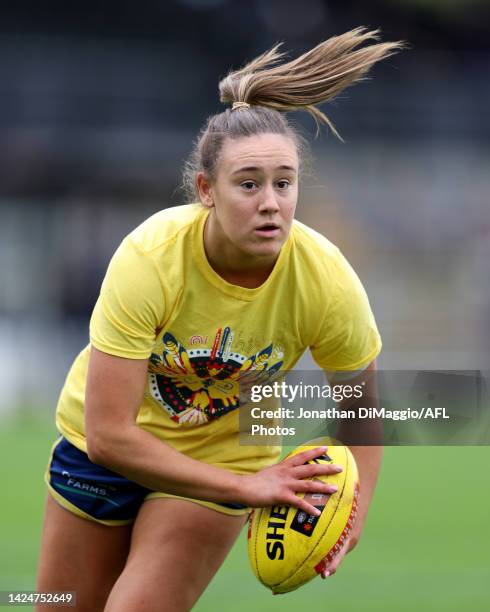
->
[148, 330, 284, 425]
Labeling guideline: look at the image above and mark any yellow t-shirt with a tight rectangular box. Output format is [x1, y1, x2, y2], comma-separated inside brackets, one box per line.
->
[56, 204, 381, 474]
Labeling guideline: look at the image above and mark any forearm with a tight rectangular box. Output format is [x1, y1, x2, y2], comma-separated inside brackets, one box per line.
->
[334, 361, 383, 543]
[344, 444, 382, 543]
[83, 349, 340, 515]
[87, 424, 243, 505]
[85, 348, 245, 505]
[336, 410, 383, 541]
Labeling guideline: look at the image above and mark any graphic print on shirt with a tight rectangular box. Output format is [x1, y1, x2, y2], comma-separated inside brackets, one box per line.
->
[148, 329, 283, 425]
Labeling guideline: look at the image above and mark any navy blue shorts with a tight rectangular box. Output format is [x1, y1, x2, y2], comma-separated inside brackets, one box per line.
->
[45, 437, 250, 524]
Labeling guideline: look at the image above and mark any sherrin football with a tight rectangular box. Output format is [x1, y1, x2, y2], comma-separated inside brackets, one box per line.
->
[247, 437, 359, 594]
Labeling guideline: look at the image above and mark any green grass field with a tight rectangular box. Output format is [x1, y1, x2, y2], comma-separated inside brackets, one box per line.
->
[1, 416, 489, 611]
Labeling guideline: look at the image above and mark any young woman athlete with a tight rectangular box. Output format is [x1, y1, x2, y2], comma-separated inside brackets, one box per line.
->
[36, 28, 403, 611]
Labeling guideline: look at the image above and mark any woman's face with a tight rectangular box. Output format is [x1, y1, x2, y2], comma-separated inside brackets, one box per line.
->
[198, 133, 299, 267]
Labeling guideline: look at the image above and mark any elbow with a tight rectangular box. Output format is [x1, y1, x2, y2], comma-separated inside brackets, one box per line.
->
[85, 424, 133, 469]
[86, 431, 112, 467]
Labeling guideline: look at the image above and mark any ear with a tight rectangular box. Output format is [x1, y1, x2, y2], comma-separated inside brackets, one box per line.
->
[196, 172, 214, 208]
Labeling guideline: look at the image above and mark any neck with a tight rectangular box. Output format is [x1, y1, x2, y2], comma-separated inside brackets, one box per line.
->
[208, 258, 276, 289]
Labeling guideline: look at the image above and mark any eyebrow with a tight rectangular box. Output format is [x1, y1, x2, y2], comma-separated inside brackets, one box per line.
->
[231, 165, 297, 175]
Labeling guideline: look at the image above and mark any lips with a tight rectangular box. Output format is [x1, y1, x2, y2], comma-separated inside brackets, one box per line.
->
[256, 222, 279, 230]
[255, 223, 281, 237]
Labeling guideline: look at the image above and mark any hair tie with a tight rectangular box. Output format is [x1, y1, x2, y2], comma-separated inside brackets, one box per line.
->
[231, 101, 251, 111]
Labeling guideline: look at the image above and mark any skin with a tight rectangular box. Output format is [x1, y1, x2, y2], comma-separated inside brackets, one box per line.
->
[197, 135, 382, 579]
[104, 498, 250, 612]
[36, 133, 380, 608]
[320, 360, 382, 579]
[197, 132, 299, 288]
[36, 495, 132, 612]
[83, 348, 341, 513]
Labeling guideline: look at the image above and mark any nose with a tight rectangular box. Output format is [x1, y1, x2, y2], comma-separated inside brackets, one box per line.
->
[257, 183, 280, 214]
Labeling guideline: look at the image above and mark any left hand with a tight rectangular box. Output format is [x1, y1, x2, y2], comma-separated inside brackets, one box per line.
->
[318, 534, 358, 579]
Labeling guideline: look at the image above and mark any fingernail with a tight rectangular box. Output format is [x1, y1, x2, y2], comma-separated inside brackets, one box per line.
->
[332, 464, 343, 472]
[322, 570, 330, 579]
[328, 485, 339, 492]
[314, 508, 322, 516]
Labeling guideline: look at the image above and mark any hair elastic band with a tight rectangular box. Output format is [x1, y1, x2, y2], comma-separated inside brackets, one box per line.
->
[231, 101, 251, 111]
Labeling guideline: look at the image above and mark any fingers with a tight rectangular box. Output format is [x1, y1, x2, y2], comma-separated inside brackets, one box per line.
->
[285, 494, 323, 517]
[293, 462, 343, 480]
[288, 446, 344, 481]
[286, 447, 344, 476]
[252, 446, 344, 514]
[293, 478, 338, 496]
[286, 446, 329, 467]
[284, 481, 338, 516]
[320, 538, 351, 579]
[280, 446, 344, 514]
[323, 555, 341, 577]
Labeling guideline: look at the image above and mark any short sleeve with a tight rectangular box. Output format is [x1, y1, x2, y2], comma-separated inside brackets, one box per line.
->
[90, 237, 165, 359]
[310, 248, 382, 373]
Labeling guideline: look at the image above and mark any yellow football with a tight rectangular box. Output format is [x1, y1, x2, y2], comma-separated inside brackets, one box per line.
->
[247, 437, 359, 594]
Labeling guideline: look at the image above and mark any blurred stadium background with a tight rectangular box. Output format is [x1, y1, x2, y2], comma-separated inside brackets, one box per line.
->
[1, 0, 489, 609]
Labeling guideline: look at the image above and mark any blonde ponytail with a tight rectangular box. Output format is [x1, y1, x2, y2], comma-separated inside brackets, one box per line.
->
[182, 27, 405, 201]
[219, 27, 405, 138]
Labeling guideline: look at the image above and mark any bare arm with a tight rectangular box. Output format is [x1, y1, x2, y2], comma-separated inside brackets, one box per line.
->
[344, 444, 382, 547]
[318, 360, 382, 578]
[85, 346, 342, 514]
[335, 359, 382, 548]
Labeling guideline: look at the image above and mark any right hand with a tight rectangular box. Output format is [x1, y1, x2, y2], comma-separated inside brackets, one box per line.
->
[238, 446, 343, 516]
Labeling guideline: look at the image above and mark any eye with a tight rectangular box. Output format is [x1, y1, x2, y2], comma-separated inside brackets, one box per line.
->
[241, 181, 257, 191]
[277, 180, 290, 189]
